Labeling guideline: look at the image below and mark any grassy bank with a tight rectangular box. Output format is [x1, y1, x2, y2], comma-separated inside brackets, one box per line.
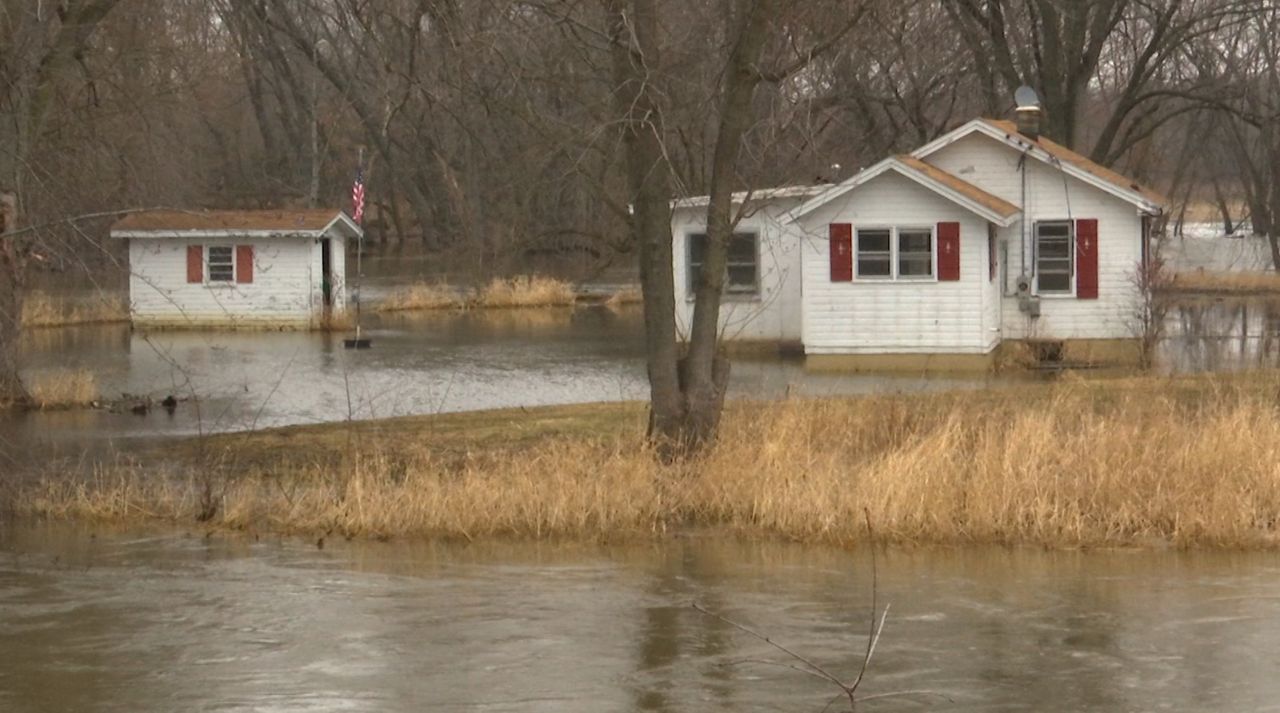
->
[13, 374, 1280, 547]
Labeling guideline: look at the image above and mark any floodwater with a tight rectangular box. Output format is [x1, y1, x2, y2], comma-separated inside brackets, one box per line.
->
[3, 524, 1280, 712]
[1, 306, 1006, 467]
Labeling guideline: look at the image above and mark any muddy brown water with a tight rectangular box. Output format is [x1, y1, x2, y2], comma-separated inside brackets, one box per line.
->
[3, 523, 1280, 712]
[5, 297, 1280, 711]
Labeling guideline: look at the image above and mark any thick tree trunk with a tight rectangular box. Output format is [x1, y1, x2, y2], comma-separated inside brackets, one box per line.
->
[0, 191, 26, 405]
[605, 0, 686, 457]
[608, 0, 778, 458]
[683, 0, 774, 449]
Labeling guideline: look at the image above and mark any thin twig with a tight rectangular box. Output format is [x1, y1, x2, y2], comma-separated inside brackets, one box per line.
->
[691, 603, 848, 690]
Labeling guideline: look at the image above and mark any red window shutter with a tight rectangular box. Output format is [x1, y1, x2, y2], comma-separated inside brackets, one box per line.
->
[186, 245, 203, 283]
[937, 222, 961, 281]
[1076, 218, 1098, 299]
[236, 245, 254, 284]
[829, 223, 853, 282]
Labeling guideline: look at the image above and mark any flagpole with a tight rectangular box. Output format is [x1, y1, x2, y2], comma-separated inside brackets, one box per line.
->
[345, 146, 371, 349]
[356, 146, 363, 342]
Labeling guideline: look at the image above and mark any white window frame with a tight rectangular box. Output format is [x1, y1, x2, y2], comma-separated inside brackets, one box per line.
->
[1034, 220, 1074, 296]
[854, 226, 937, 282]
[206, 245, 236, 285]
[686, 231, 760, 298]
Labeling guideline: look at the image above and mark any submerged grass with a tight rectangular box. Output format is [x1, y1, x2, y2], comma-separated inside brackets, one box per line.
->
[476, 275, 575, 308]
[27, 368, 98, 409]
[375, 282, 462, 312]
[375, 275, 577, 312]
[16, 374, 1280, 547]
[21, 292, 129, 327]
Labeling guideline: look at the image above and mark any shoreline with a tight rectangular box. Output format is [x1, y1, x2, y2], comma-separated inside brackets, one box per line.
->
[10, 372, 1280, 549]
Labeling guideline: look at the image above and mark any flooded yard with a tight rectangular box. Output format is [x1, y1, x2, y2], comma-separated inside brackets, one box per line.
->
[3, 524, 1280, 712]
[8, 280, 1280, 711]
[2, 306, 1005, 468]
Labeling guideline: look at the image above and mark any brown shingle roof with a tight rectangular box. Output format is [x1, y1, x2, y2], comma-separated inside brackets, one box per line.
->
[895, 155, 1021, 219]
[111, 209, 349, 233]
[981, 119, 1168, 208]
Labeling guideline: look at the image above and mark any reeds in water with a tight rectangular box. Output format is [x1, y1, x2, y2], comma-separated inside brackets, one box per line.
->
[375, 282, 463, 312]
[21, 292, 129, 327]
[476, 276, 575, 308]
[27, 368, 98, 409]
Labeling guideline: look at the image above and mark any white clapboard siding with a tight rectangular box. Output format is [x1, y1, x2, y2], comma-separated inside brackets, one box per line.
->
[672, 200, 806, 343]
[924, 133, 1142, 340]
[797, 172, 999, 354]
[129, 237, 320, 327]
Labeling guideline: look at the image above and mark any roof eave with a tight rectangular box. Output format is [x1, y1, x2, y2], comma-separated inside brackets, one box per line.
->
[787, 158, 1019, 226]
[109, 229, 325, 239]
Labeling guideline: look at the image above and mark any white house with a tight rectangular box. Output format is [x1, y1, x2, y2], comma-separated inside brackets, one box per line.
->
[672, 113, 1166, 368]
[672, 186, 826, 351]
[110, 209, 361, 329]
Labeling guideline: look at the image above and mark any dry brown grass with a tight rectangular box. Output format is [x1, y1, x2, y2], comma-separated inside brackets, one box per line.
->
[476, 275, 575, 308]
[1165, 270, 1280, 295]
[375, 276, 576, 311]
[604, 286, 643, 307]
[317, 310, 357, 331]
[27, 368, 98, 409]
[375, 282, 463, 312]
[21, 292, 129, 327]
[18, 375, 1280, 547]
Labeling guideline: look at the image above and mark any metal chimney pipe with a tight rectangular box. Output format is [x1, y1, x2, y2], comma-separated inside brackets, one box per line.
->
[1015, 106, 1042, 141]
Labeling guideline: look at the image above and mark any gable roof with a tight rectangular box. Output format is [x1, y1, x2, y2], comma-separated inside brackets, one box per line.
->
[912, 118, 1167, 214]
[789, 155, 1020, 226]
[110, 209, 362, 238]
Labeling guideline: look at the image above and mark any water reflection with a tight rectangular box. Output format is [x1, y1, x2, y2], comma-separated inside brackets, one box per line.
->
[5, 527, 1280, 712]
[1161, 297, 1280, 372]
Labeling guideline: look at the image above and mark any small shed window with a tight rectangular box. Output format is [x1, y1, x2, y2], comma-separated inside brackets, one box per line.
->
[897, 229, 933, 278]
[688, 232, 758, 295]
[207, 246, 235, 283]
[856, 227, 934, 280]
[1035, 221, 1072, 294]
[855, 229, 892, 278]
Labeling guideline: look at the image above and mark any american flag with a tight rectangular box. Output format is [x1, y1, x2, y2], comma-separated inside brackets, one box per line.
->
[351, 165, 366, 224]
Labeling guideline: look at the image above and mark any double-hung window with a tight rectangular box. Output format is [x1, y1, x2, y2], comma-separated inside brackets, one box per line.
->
[687, 232, 759, 296]
[207, 246, 235, 283]
[855, 227, 934, 280]
[1035, 221, 1072, 294]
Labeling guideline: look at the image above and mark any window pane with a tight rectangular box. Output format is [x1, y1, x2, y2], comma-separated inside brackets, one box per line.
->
[687, 234, 707, 291]
[858, 230, 890, 252]
[689, 234, 707, 267]
[689, 232, 759, 295]
[898, 231, 931, 254]
[1039, 272, 1071, 292]
[1038, 222, 1070, 237]
[1039, 239, 1070, 259]
[858, 257, 891, 277]
[899, 257, 932, 277]
[208, 246, 234, 282]
[1035, 221, 1073, 293]
[727, 233, 756, 262]
[727, 265, 757, 291]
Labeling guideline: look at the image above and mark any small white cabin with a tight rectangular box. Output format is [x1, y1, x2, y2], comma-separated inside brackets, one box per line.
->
[110, 209, 361, 329]
[671, 187, 826, 350]
[672, 116, 1166, 368]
